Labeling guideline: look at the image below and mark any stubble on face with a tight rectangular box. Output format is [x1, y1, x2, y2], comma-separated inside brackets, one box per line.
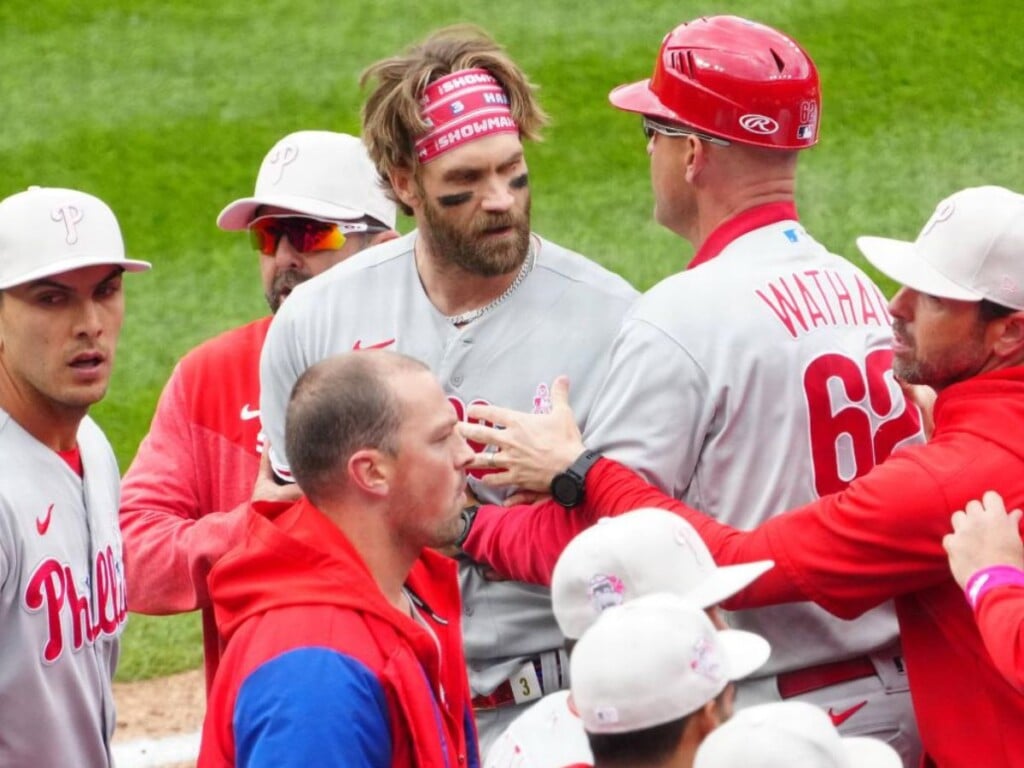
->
[266, 268, 310, 313]
[419, 185, 532, 277]
[891, 317, 990, 389]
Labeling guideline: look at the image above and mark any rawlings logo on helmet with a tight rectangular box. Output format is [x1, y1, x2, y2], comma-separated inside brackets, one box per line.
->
[739, 114, 779, 135]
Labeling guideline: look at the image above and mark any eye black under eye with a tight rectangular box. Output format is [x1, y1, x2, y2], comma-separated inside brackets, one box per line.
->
[510, 173, 528, 190]
[438, 192, 473, 208]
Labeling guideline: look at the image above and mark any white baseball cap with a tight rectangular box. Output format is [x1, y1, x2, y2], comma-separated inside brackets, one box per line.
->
[0, 186, 151, 290]
[570, 592, 771, 734]
[857, 186, 1024, 310]
[552, 508, 774, 639]
[216, 131, 397, 230]
[694, 701, 902, 768]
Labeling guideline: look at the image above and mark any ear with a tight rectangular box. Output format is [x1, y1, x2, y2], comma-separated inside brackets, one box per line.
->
[347, 448, 393, 499]
[388, 166, 421, 212]
[988, 311, 1024, 361]
[692, 698, 725, 739]
[683, 136, 708, 184]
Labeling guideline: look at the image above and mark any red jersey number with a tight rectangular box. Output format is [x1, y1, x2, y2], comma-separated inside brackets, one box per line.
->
[804, 349, 921, 496]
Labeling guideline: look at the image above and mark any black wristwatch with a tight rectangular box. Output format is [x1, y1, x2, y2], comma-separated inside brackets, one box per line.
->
[550, 449, 602, 509]
[455, 504, 480, 549]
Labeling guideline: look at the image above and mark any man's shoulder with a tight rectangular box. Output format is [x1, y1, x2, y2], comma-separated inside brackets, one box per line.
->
[169, 316, 272, 395]
[302, 232, 413, 293]
[183, 316, 273, 364]
[633, 226, 886, 328]
[534, 235, 638, 301]
[228, 603, 385, 674]
[270, 236, 415, 329]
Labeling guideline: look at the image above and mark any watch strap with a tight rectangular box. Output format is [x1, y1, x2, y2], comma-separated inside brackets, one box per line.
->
[566, 449, 602, 481]
[455, 504, 480, 549]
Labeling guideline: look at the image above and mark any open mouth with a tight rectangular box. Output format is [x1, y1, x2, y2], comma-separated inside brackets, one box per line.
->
[69, 351, 105, 371]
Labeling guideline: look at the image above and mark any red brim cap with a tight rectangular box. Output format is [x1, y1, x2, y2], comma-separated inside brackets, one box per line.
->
[608, 78, 680, 122]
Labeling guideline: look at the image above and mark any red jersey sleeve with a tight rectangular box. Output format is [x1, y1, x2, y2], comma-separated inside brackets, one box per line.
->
[120, 363, 250, 613]
[464, 459, 796, 601]
[973, 586, 1024, 693]
[466, 453, 955, 620]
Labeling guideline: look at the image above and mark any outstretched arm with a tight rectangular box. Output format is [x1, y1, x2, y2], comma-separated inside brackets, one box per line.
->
[459, 380, 789, 599]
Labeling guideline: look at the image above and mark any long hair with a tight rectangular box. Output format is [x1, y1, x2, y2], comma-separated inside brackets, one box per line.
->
[360, 25, 549, 212]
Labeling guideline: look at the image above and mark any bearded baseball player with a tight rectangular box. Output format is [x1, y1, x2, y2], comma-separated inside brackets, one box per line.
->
[463, 15, 924, 764]
[119, 130, 397, 693]
[0, 186, 149, 765]
[258, 27, 637, 752]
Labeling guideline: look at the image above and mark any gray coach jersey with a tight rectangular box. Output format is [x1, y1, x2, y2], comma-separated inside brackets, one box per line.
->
[583, 219, 924, 676]
[0, 410, 126, 767]
[260, 231, 637, 692]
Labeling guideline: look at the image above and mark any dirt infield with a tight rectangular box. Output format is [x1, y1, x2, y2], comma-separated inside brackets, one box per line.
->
[113, 668, 204, 767]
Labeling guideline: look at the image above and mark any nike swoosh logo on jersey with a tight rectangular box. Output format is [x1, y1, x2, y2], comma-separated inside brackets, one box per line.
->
[352, 338, 396, 351]
[36, 504, 55, 535]
[240, 404, 260, 421]
[828, 700, 868, 727]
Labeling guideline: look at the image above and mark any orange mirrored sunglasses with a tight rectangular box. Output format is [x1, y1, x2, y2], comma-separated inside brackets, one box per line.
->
[249, 215, 373, 255]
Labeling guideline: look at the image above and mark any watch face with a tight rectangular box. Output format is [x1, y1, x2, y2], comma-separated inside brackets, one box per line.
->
[552, 473, 581, 507]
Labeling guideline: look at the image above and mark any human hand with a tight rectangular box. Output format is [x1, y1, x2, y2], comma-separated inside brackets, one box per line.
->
[251, 446, 302, 504]
[943, 490, 1024, 588]
[458, 376, 585, 492]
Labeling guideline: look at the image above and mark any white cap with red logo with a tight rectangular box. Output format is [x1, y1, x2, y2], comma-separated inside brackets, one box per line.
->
[0, 186, 150, 290]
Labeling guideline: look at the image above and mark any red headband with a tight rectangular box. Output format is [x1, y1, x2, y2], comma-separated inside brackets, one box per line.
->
[415, 68, 519, 164]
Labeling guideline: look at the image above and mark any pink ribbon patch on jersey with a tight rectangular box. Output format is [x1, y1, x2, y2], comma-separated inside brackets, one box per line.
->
[414, 68, 519, 164]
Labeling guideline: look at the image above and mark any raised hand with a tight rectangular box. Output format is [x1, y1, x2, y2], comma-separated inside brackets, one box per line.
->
[943, 490, 1024, 588]
[458, 376, 586, 493]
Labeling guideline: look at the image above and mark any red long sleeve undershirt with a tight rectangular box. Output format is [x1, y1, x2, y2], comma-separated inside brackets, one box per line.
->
[463, 458, 803, 609]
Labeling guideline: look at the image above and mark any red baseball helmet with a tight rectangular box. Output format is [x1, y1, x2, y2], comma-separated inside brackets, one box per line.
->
[609, 16, 821, 150]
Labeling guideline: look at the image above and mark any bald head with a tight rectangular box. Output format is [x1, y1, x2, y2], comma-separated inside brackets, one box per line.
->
[285, 350, 429, 503]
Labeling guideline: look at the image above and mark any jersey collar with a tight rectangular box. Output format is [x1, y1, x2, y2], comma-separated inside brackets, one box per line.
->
[688, 202, 799, 270]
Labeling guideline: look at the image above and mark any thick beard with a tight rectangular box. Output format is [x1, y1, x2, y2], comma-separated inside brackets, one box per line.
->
[421, 194, 531, 277]
[266, 269, 310, 313]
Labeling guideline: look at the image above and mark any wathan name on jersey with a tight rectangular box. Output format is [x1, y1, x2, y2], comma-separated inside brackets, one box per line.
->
[756, 268, 890, 338]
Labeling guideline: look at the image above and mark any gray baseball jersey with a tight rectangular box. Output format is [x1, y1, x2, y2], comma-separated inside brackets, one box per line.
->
[583, 215, 924, 677]
[260, 231, 637, 694]
[0, 410, 126, 767]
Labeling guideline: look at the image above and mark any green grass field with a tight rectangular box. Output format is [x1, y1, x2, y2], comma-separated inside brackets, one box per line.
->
[2, 0, 1021, 680]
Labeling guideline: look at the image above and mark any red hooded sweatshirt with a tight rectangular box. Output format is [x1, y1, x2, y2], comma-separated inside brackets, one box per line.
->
[199, 497, 479, 768]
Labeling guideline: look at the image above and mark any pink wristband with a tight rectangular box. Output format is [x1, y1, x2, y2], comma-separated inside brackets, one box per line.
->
[964, 565, 1024, 610]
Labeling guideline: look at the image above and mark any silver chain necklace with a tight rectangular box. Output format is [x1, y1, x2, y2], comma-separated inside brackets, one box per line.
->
[445, 241, 536, 326]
